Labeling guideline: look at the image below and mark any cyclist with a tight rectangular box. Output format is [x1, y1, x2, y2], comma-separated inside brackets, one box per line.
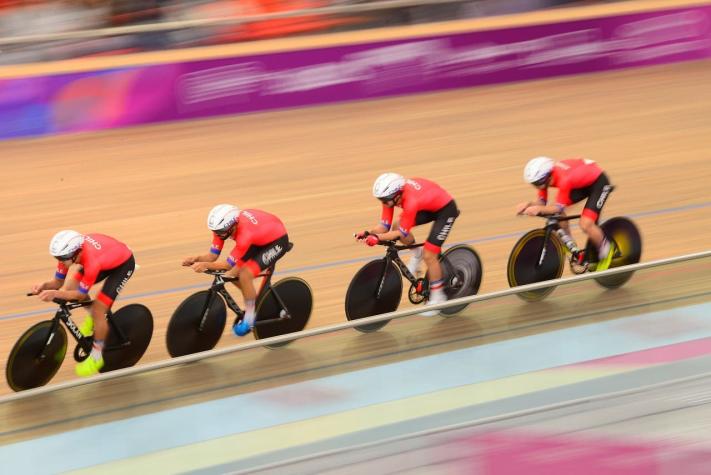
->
[516, 156, 615, 270]
[183, 204, 290, 336]
[355, 173, 459, 316]
[30, 230, 136, 377]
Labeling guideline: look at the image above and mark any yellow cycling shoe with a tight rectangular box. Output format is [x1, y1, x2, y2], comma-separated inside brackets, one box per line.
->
[75, 356, 104, 377]
[596, 242, 617, 272]
[79, 316, 94, 337]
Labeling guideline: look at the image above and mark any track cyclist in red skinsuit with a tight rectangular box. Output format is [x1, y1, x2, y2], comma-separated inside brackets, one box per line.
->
[516, 156, 616, 270]
[355, 173, 460, 316]
[183, 204, 290, 336]
[30, 230, 136, 377]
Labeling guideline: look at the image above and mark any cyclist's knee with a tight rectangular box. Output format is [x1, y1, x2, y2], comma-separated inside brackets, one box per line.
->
[579, 216, 597, 234]
[423, 249, 439, 264]
[239, 264, 258, 281]
[91, 298, 110, 315]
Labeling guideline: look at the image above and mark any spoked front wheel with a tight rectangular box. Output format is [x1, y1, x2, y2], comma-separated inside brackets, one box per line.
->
[585, 217, 643, 289]
[6, 321, 68, 392]
[254, 277, 313, 348]
[166, 290, 227, 357]
[102, 304, 154, 372]
[507, 229, 565, 302]
[345, 259, 403, 333]
[438, 245, 483, 316]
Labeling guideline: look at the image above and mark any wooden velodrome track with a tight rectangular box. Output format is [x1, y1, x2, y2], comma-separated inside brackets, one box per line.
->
[1, 58, 711, 443]
[1, 56, 711, 394]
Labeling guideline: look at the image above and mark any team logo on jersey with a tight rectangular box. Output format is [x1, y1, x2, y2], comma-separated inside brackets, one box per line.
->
[84, 236, 102, 250]
[242, 211, 259, 224]
[406, 179, 421, 190]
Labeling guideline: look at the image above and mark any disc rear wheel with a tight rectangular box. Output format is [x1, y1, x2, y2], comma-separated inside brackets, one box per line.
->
[254, 277, 313, 348]
[102, 304, 154, 372]
[586, 217, 643, 289]
[438, 245, 483, 316]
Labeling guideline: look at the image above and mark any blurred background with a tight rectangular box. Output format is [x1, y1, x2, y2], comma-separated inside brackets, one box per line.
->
[0, 0, 622, 64]
[2, 0, 711, 473]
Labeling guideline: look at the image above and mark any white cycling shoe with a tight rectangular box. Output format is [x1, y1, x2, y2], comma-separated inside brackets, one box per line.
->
[420, 291, 447, 317]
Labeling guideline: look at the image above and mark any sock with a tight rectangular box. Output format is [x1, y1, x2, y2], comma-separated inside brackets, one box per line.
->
[91, 339, 104, 361]
[243, 299, 256, 327]
[430, 279, 445, 300]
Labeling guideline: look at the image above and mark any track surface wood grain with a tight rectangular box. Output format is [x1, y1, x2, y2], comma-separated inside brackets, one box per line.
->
[1, 61, 710, 404]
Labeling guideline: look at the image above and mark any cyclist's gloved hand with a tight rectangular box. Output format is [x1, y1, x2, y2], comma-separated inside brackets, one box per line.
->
[354, 230, 368, 241]
[365, 235, 379, 247]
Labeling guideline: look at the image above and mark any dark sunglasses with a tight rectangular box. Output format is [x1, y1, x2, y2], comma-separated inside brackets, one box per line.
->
[378, 193, 399, 204]
[215, 228, 233, 239]
[532, 176, 549, 187]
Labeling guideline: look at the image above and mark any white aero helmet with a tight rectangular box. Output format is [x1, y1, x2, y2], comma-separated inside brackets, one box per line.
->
[524, 156, 554, 185]
[49, 230, 84, 259]
[207, 204, 240, 233]
[372, 173, 405, 200]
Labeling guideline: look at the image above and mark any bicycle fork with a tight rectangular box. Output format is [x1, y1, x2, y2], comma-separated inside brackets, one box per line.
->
[537, 228, 552, 267]
[34, 314, 68, 362]
[198, 288, 219, 332]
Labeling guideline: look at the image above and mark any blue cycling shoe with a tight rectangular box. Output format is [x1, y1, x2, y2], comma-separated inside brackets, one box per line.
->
[233, 320, 252, 337]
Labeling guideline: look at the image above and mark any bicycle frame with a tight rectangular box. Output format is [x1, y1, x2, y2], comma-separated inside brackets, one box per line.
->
[37, 299, 130, 360]
[535, 214, 581, 267]
[374, 241, 424, 299]
[201, 265, 290, 329]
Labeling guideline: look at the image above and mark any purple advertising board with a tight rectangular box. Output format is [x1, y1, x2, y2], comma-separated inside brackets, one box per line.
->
[1, 6, 710, 139]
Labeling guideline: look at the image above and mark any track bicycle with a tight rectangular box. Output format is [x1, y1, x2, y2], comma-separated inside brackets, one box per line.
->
[345, 235, 483, 332]
[166, 243, 312, 356]
[507, 212, 642, 301]
[6, 297, 153, 392]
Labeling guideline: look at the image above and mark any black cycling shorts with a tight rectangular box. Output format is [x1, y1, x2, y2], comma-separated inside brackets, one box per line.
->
[240, 234, 290, 276]
[413, 200, 460, 253]
[568, 173, 612, 222]
[76, 255, 135, 306]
